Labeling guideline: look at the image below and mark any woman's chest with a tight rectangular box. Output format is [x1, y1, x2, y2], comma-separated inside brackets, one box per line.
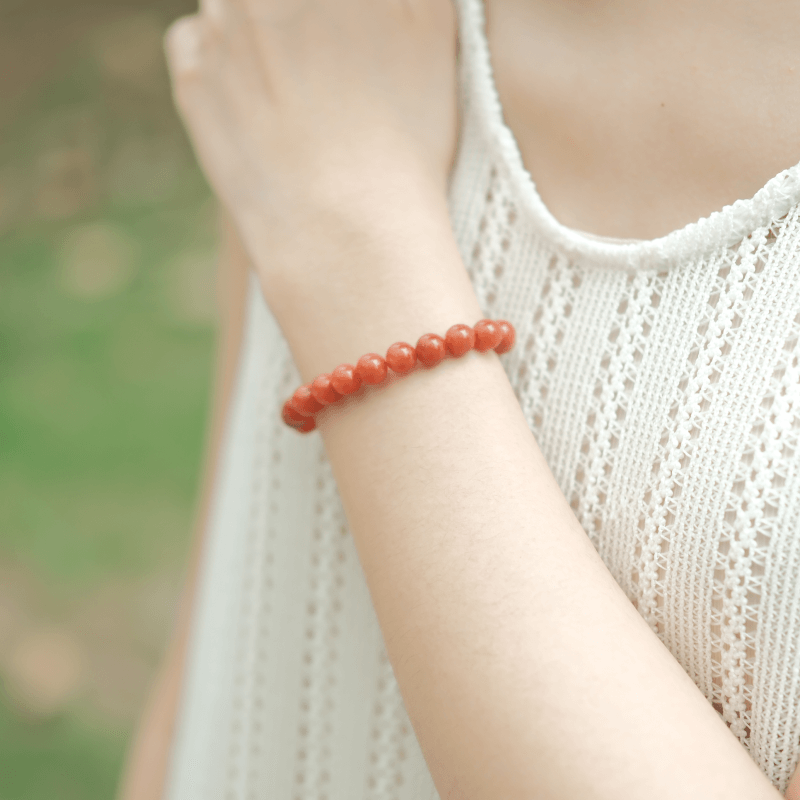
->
[481, 0, 800, 241]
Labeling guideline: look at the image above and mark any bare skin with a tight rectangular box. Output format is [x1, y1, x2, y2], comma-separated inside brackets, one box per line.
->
[119, 1, 800, 797]
[484, 0, 800, 241]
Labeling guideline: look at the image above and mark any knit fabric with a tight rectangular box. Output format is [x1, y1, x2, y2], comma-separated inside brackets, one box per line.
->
[164, 0, 800, 795]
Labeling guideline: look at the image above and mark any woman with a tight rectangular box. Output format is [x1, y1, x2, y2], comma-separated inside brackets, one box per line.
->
[119, 0, 800, 797]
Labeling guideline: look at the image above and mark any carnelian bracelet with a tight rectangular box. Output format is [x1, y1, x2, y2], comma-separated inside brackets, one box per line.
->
[281, 318, 516, 433]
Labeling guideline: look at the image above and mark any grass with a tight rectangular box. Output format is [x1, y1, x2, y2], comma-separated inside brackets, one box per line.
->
[0, 694, 127, 800]
[0, 0, 217, 795]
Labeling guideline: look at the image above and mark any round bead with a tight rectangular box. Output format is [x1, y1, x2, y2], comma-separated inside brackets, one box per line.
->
[445, 324, 475, 358]
[386, 342, 417, 374]
[330, 364, 363, 395]
[282, 399, 316, 433]
[416, 333, 446, 367]
[290, 384, 324, 415]
[494, 320, 516, 354]
[356, 353, 388, 385]
[310, 373, 342, 405]
[473, 319, 503, 352]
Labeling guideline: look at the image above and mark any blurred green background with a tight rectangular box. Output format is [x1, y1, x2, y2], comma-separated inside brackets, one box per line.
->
[0, 0, 217, 796]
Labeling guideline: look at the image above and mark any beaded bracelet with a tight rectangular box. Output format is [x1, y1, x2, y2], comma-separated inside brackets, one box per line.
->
[281, 319, 516, 434]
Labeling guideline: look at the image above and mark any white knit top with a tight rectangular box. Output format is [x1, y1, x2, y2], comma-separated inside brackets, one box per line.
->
[164, 0, 800, 795]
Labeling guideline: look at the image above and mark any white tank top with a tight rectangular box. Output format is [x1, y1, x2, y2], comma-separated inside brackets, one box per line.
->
[165, 0, 800, 795]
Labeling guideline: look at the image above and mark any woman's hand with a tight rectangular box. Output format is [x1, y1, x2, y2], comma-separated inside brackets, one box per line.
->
[164, 0, 459, 296]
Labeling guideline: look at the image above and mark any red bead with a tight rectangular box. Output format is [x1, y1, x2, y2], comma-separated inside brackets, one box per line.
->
[473, 319, 503, 352]
[290, 384, 324, 415]
[386, 342, 417, 374]
[494, 320, 516, 354]
[330, 363, 363, 395]
[356, 353, 388, 385]
[310, 373, 342, 405]
[445, 324, 475, 357]
[282, 399, 316, 433]
[416, 333, 446, 367]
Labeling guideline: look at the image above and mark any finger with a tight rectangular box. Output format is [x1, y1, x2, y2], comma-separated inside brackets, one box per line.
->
[199, 0, 248, 38]
[164, 14, 224, 133]
[200, 0, 260, 80]
[164, 14, 208, 80]
[236, 0, 312, 28]
[164, 21, 244, 212]
[199, 0, 227, 27]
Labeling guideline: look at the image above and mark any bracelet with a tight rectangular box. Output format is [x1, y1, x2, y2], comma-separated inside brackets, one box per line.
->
[281, 318, 516, 433]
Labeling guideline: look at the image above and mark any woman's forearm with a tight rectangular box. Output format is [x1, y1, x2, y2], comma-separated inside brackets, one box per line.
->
[268, 187, 782, 800]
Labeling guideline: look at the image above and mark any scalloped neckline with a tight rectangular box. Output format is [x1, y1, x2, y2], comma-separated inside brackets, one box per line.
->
[460, 0, 800, 270]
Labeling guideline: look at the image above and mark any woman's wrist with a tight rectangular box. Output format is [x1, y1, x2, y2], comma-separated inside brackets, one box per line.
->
[262, 186, 478, 385]
[250, 163, 455, 298]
